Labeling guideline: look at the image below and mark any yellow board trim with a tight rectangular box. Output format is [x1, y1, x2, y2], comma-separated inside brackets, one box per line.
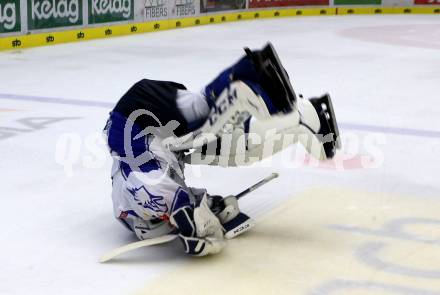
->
[336, 6, 440, 15]
[1, 6, 439, 51]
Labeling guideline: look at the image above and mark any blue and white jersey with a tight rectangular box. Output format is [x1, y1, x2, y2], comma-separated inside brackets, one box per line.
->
[112, 139, 192, 219]
[103, 78, 209, 239]
[104, 110, 203, 231]
[107, 130, 205, 238]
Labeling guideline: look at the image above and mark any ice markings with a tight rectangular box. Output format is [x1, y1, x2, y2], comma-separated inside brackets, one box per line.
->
[0, 116, 80, 140]
[356, 241, 440, 279]
[312, 217, 440, 293]
[329, 217, 440, 245]
[309, 280, 440, 295]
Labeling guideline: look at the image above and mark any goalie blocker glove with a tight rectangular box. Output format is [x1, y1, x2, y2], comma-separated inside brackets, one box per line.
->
[209, 195, 255, 239]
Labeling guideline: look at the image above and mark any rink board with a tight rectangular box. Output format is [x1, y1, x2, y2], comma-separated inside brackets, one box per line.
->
[134, 188, 440, 295]
[1, 6, 440, 51]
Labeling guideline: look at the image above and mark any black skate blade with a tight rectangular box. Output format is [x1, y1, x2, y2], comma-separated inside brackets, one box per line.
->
[309, 93, 341, 159]
[321, 93, 341, 150]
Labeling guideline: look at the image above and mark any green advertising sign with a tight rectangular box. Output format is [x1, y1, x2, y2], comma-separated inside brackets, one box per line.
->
[334, 0, 381, 4]
[88, 0, 134, 24]
[0, 0, 21, 33]
[27, 0, 83, 30]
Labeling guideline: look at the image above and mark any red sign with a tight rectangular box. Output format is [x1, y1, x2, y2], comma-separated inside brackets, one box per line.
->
[249, 0, 329, 8]
[414, 0, 440, 4]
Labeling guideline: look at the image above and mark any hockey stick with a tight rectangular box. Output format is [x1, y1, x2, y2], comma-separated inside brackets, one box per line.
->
[235, 172, 278, 200]
[99, 173, 279, 263]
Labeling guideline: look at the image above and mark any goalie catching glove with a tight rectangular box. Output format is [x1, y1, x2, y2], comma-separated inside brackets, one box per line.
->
[170, 194, 254, 256]
[170, 194, 225, 256]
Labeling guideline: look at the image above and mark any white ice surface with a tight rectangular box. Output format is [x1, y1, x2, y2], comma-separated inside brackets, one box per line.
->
[0, 15, 440, 295]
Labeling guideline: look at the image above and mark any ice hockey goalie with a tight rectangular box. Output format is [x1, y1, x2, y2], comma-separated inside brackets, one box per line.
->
[103, 42, 341, 256]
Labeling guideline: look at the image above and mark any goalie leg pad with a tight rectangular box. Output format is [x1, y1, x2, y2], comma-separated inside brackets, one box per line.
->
[178, 235, 224, 256]
[204, 56, 259, 103]
[204, 50, 293, 116]
[167, 81, 274, 151]
[170, 206, 196, 237]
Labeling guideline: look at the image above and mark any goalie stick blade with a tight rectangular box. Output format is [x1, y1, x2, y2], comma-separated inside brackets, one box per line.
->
[99, 234, 178, 263]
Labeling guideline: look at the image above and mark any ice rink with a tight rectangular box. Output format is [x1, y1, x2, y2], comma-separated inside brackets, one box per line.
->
[1, 14, 440, 295]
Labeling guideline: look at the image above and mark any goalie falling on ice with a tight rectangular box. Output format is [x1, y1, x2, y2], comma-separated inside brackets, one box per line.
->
[103, 43, 341, 257]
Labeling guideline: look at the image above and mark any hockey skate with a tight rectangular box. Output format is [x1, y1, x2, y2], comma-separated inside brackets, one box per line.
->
[246, 43, 340, 159]
[244, 42, 297, 114]
[308, 93, 341, 159]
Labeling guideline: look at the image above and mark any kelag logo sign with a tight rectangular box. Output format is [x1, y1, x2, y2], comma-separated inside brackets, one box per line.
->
[27, 0, 82, 30]
[0, 0, 20, 33]
[89, 0, 134, 24]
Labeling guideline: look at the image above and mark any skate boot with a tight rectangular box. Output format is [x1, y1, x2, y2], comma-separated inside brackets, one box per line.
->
[203, 42, 297, 116]
[244, 42, 297, 114]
